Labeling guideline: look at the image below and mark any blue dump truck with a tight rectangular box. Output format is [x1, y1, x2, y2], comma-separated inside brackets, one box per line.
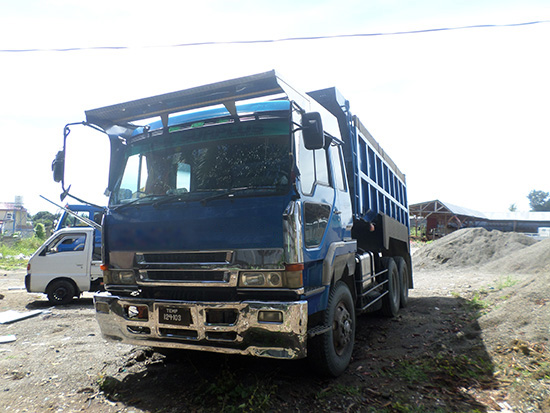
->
[52, 71, 412, 376]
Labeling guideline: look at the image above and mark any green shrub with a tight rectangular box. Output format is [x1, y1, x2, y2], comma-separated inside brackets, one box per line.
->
[34, 223, 46, 239]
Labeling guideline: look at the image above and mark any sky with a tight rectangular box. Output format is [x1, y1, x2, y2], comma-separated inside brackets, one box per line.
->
[1, 0, 549, 215]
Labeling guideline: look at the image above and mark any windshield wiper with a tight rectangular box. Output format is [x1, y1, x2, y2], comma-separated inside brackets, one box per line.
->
[111, 194, 161, 211]
[152, 193, 191, 208]
[199, 186, 277, 205]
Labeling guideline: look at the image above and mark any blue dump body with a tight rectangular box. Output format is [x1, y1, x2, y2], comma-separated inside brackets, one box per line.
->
[65, 71, 412, 376]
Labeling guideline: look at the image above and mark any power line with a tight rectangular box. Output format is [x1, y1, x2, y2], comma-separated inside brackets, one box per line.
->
[2, 19, 549, 53]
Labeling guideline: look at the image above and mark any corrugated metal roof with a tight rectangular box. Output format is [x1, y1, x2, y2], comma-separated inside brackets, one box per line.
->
[440, 202, 486, 218]
[410, 199, 550, 222]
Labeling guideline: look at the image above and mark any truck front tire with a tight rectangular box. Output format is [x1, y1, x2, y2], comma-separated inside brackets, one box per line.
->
[308, 281, 355, 377]
[46, 280, 76, 305]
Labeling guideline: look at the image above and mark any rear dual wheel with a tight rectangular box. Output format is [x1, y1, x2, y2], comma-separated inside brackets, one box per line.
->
[395, 256, 409, 308]
[380, 257, 400, 317]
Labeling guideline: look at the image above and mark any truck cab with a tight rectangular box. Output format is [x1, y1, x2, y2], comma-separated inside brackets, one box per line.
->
[25, 227, 103, 304]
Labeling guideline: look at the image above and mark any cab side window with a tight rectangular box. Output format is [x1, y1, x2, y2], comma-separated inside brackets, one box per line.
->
[329, 143, 346, 191]
[314, 147, 330, 186]
[46, 233, 87, 254]
[297, 132, 332, 194]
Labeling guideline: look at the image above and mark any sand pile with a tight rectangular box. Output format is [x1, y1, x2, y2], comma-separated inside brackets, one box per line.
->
[483, 238, 550, 274]
[413, 227, 542, 272]
[413, 227, 550, 347]
[479, 267, 550, 345]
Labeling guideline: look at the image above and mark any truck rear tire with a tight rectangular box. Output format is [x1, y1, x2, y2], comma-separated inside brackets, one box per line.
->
[394, 256, 409, 308]
[380, 257, 400, 317]
[46, 280, 76, 305]
[308, 281, 355, 377]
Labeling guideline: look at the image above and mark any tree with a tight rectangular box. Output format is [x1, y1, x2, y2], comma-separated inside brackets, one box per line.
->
[527, 190, 550, 211]
[34, 223, 46, 239]
[32, 211, 60, 236]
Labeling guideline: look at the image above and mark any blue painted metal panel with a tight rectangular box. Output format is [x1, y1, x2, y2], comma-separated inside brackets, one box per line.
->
[105, 194, 291, 253]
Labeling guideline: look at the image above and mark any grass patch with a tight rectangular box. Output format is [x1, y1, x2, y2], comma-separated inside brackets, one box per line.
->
[317, 383, 361, 399]
[0, 237, 43, 270]
[193, 366, 276, 412]
[494, 275, 518, 290]
[389, 360, 428, 384]
[384, 353, 493, 387]
[464, 292, 490, 317]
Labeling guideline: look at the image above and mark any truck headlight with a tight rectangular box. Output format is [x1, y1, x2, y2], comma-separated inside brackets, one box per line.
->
[106, 270, 137, 285]
[239, 270, 302, 288]
[240, 272, 283, 287]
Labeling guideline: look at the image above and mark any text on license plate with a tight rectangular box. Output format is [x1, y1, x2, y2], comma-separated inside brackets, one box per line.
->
[158, 306, 192, 326]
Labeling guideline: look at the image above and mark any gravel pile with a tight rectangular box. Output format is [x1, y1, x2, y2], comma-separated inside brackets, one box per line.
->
[412, 227, 541, 271]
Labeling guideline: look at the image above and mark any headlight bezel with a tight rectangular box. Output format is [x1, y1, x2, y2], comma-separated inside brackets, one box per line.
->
[103, 269, 137, 285]
[239, 270, 303, 289]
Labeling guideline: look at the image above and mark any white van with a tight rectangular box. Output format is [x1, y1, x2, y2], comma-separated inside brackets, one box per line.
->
[25, 227, 103, 304]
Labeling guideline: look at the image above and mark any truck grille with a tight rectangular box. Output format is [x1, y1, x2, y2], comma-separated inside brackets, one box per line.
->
[135, 250, 237, 287]
[144, 270, 229, 282]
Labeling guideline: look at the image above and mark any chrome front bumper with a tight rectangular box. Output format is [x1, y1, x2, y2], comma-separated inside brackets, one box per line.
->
[93, 292, 308, 359]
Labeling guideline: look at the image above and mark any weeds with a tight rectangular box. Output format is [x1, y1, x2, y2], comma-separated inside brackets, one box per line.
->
[317, 383, 361, 399]
[390, 360, 428, 384]
[494, 275, 518, 290]
[0, 236, 42, 270]
[193, 365, 276, 412]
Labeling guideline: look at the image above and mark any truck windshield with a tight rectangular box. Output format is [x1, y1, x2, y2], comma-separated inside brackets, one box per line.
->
[111, 118, 291, 206]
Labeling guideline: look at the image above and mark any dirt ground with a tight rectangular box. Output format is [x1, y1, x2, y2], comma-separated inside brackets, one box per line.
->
[1, 229, 549, 412]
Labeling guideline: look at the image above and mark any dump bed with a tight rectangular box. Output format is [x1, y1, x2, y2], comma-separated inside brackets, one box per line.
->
[307, 88, 408, 229]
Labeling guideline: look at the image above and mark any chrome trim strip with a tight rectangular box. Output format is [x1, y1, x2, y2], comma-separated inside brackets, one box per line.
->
[283, 200, 304, 264]
[303, 286, 326, 297]
[236, 287, 305, 294]
[137, 270, 239, 287]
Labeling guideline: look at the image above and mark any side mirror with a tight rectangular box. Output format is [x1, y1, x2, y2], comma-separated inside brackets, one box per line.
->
[52, 150, 65, 183]
[302, 112, 324, 150]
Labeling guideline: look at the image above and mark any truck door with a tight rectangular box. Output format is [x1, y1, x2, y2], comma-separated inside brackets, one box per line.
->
[297, 135, 336, 252]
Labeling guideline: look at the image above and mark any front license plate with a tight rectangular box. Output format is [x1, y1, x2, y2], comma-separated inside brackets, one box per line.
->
[158, 306, 191, 326]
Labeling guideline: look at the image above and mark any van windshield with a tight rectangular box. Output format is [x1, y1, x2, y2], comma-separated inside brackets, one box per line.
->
[111, 118, 291, 206]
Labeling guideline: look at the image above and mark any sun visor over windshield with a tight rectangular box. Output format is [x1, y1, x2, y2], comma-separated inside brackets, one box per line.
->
[85, 70, 311, 132]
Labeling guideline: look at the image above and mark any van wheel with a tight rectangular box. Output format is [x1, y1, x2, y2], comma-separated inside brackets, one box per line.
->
[47, 280, 76, 305]
[380, 257, 400, 317]
[308, 281, 355, 377]
[394, 256, 409, 308]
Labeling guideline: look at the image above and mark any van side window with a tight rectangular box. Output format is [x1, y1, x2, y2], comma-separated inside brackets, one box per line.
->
[48, 233, 87, 254]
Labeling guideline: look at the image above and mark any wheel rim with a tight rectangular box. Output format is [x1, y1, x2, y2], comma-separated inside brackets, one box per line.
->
[53, 286, 69, 301]
[333, 301, 353, 356]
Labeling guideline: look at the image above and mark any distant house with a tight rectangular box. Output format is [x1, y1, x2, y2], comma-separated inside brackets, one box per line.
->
[0, 201, 32, 237]
[409, 199, 550, 239]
